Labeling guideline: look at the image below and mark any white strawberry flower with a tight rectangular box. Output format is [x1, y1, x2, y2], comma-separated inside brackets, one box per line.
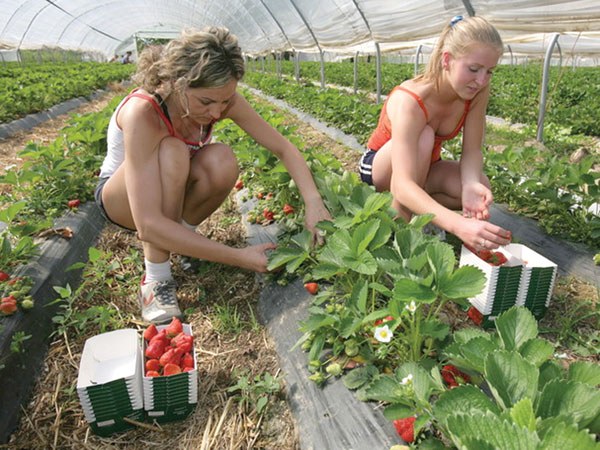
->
[374, 324, 393, 343]
[405, 301, 417, 314]
[401, 374, 413, 385]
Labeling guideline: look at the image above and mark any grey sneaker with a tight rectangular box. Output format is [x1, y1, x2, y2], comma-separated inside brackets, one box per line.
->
[138, 276, 183, 324]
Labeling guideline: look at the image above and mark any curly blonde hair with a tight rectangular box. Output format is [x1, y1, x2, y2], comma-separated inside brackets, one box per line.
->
[420, 16, 503, 90]
[133, 26, 245, 94]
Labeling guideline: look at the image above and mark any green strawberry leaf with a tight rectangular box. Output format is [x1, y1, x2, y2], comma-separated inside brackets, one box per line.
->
[495, 307, 538, 352]
[485, 350, 539, 410]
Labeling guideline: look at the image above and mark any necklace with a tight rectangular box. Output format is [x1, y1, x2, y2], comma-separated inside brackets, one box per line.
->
[198, 124, 204, 148]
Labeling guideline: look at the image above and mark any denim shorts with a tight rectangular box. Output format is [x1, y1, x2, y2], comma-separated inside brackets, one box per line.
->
[94, 177, 135, 231]
[358, 149, 376, 186]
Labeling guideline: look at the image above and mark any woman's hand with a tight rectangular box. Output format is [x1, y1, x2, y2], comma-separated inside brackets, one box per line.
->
[462, 181, 493, 220]
[304, 199, 332, 246]
[237, 242, 278, 273]
[456, 216, 512, 251]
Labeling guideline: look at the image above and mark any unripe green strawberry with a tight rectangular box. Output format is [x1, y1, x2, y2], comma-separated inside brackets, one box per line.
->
[308, 372, 325, 385]
[301, 339, 312, 351]
[344, 339, 359, 357]
[308, 359, 321, 370]
[20, 297, 34, 310]
[326, 363, 342, 377]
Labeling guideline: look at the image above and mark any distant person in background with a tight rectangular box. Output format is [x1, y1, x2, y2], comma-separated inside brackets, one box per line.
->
[358, 15, 511, 250]
[121, 51, 132, 64]
[109, 54, 119, 63]
[95, 27, 330, 324]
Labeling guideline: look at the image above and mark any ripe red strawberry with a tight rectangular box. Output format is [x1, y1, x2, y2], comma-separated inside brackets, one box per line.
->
[304, 282, 318, 295]
[257, 192, 264, 199]
[163, 363, 182, 376]
[374, 315, 394, 326]
[145, 334, 167, 359]
[487, 251, 508, 266]
[393, 416, 416, 443]
[146, 370, 161, 377]
[165, 317, 183, 338]
[143, 324, 158, 341]
[263, 209, 274, 222]
[67, 199, 81, 209]
[171, 332, 193, 353]
[0, 271, 10, 282]
[465, 245, 508, 266]
[0, 295, 17, 315]
[467, 306, 483, 326]
[145, 359, 161, 372]
[282, 203, 294, 215]
[159, 347, 184, 367]
[234, 179, 244, 190]
[181, 352, 194, 369]
[441, 364, 471, 388]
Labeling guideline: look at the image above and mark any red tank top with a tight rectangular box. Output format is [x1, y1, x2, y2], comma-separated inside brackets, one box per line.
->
[118, 89, 215, 155]
[366, 86, 471, 163]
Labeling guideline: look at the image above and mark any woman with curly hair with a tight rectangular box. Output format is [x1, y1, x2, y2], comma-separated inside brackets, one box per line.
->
[96, 27, 330, 323]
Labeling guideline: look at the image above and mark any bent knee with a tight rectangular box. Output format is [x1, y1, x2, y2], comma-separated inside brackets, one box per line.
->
[190, 143, 239, 186]
[158, 136, 188, 155]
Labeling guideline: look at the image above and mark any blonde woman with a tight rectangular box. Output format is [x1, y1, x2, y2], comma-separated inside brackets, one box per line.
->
[95, 27, 330, 323]
[359, 15, 511, 250]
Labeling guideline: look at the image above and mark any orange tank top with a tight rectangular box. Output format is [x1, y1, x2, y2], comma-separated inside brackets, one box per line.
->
[366, 86, 471, 163]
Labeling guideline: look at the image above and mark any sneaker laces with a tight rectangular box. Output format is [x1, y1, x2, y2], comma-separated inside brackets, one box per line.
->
[153, 280, 178, 306]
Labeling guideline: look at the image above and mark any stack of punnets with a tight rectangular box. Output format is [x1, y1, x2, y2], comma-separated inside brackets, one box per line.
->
[460, 243, 558, 326]
[77, 329, 145, 436]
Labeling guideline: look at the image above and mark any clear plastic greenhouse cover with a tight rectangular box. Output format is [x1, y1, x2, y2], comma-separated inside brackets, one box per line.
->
[1, 0, 600, 62]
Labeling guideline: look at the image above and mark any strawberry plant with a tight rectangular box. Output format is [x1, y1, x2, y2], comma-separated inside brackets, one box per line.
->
[269, 171, 486, 383]
[348, 307, 600, 448]
[50, 247, 131, 337]
[227, 371, 283, 416]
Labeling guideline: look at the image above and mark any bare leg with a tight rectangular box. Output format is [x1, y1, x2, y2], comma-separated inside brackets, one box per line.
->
[101, 137, 190, 263]
[426, 160, 492, 211]
[182, 143, 239, 225]
[371, 125, 435, 220]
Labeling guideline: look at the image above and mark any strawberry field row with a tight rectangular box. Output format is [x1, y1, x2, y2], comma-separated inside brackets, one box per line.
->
[256, 60, 600, 137]
[0, 62, 135, 123]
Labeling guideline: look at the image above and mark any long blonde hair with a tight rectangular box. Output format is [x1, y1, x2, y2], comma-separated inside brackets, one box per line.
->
[419, 16, 503, 90]
[133, 26, 245, 94]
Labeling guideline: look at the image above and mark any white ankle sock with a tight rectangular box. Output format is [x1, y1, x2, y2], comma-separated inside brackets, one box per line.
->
[144, 259, 172, 283]
[181, 220, 198, 232]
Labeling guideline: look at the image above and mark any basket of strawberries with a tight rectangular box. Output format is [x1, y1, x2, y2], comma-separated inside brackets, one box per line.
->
[141, 317, 198, 423]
